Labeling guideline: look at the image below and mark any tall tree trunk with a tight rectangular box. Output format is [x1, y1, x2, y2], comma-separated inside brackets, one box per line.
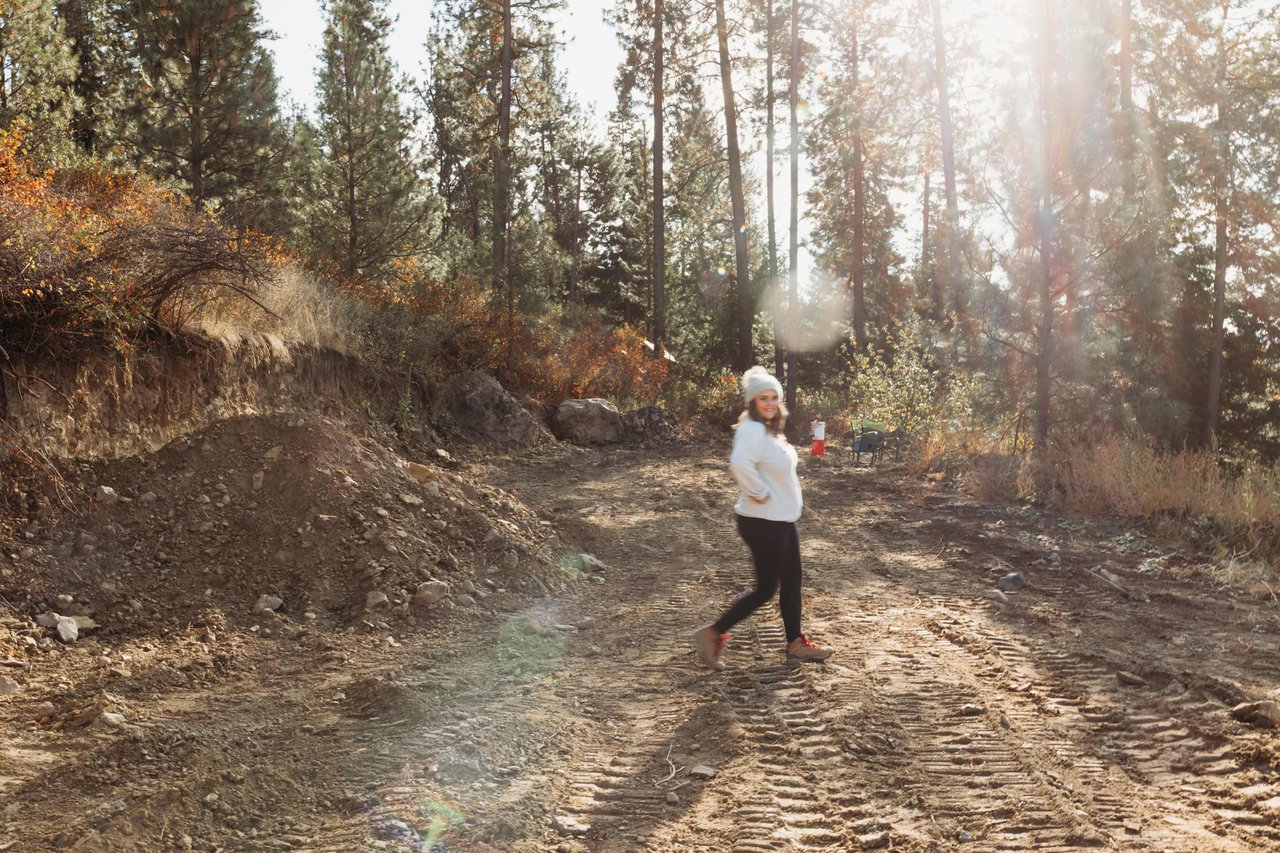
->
[1034, 0, 1057, 455]
[850, 22, 866, 355]
[716, 0, 753, 370]
[785, 0, 799, 412]
[931, 0, 961, 326]
[1118, 0, 1135, 195]
[493, 0, 513, 294]
[923, 155, 940, 320]
[497, 0, 515, 374]
[652, 0, 666, 354]
[342, 49, 358, 277]
[569, 163, 582, 302]
[639, 130, 652, 330]
[1203, 49, 1230, 450]
[189, 51, 204, 213]
[767, 0, 783, 380]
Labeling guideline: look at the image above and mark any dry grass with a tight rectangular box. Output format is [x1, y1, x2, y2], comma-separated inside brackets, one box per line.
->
[1055, 436, 1280, 568]
[191, 265, 358, 350]
[920, 429, 1280, 584]
[1049, 435, 1280, 540]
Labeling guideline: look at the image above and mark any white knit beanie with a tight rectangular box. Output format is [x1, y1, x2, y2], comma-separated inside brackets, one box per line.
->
[742, 366, 783, 405]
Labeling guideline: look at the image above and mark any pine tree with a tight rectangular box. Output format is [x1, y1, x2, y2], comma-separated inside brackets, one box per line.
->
[55, 0, 130, 157]
[807, 0, 913, 357]
[0, 0, 79, 162]
[313, 0, 433, 282]
[426, 0, 564, 293]
[126, 0, 288, 229]
[714, 0, 752, 369]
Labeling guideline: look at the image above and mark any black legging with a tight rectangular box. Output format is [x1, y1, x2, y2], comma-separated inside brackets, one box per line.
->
[713, 514, 802, 641]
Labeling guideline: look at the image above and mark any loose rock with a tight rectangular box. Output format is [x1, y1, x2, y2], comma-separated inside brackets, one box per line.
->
[413, 581, 450, 606]
[0, 676, 19, 695]
[1116, 671, 1147, 687]
[689, 765, 717, 780]
[365, 591, 390, 610]
[1230, 700, 1280, 728]
[665, 791, 680, 805]
[253, 595, 283, 615]
[402, 462, 435, 483]
[859, 830, 891, 850]
[552, 399, 624, 445]
[552, 816, 590, 837]
[55, 616, 79, 643]
[71, 615, 100, 633]
[995, 572, 1027, 592]
[446, 371, 544, 447]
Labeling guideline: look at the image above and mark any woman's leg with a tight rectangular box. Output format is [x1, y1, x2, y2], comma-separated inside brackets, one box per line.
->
[777, 523, 803, 642]
[712, 516, 783, 634]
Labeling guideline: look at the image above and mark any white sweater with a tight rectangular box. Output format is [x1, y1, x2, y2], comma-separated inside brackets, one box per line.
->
[730, 419, 803, 522]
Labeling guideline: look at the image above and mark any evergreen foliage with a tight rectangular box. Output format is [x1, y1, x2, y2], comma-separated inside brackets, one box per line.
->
[55, 0, 131, 157]
[0, 0, 79, 162]
[124, 0, 289, 232]
[312, 0, 433, 283]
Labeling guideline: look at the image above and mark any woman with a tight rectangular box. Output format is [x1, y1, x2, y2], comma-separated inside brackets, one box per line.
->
[693, 366, 833, 670]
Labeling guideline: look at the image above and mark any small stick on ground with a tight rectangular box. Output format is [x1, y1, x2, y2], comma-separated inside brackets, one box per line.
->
[653, 743, 681, 786]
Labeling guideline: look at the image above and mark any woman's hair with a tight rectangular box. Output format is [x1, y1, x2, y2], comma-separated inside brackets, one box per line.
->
[735, 396, 789, 436]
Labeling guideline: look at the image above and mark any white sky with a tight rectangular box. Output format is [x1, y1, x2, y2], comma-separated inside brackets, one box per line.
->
[261, 0, 621, 120]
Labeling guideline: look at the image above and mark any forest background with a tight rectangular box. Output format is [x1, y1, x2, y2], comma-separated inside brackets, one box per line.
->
[0, 0, 1277, 573]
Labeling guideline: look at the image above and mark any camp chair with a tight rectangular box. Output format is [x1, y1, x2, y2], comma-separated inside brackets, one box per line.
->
[850, 418, 887, 464]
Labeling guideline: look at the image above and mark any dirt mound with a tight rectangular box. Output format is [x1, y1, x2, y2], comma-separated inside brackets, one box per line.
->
[1, 412, 569, 639]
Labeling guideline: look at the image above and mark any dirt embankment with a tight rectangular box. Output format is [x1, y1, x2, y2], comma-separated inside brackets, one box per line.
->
[1, 334, 435, 463]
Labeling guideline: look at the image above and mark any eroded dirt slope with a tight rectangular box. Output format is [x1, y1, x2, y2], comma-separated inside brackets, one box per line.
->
[3, 433, 1280, 852]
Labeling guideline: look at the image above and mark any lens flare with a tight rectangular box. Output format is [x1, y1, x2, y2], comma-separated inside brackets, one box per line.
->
[763, 269, 852, 353]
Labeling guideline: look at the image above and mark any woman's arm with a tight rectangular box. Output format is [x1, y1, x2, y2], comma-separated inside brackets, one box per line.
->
[729, 423, 770, 503]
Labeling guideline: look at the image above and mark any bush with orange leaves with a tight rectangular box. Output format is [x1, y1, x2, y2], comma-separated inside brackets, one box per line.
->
[347, 259, 670, 408]
[517, 319, 670, 407]
[0, 124, 276, 360]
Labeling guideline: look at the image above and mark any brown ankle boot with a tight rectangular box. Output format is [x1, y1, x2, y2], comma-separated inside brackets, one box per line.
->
[693, 625, 728, 671]
[786, 633, 833, 662]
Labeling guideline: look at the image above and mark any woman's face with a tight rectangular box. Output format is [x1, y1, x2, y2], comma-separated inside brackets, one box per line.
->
[754, 390, 780, 420]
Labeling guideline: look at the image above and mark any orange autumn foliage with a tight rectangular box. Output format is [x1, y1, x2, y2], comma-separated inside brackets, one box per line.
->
[0, 123, 277, 358]
[337, 257, 670, 407]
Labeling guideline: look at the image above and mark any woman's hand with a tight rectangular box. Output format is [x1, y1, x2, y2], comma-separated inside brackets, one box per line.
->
[750, 493, 769, 504]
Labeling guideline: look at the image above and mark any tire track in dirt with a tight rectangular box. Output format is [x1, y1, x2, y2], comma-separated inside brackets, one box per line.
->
[461, 446, 1280, 852]
[804, 461, 1278, 852]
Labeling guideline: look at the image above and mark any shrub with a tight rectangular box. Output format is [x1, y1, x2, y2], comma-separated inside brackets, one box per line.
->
[847, 340, 940, 439]
[0, 124, 276, 359]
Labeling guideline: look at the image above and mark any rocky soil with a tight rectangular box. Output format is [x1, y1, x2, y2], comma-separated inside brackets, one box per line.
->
[3, 419, 1280, 851]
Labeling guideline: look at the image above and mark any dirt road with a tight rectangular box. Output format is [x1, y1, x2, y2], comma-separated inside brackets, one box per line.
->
[4, 437, 1280, 851]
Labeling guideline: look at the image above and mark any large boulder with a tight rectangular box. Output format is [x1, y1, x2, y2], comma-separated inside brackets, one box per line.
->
[553, 399, 624, 445]
[445, 372, 543, 446]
